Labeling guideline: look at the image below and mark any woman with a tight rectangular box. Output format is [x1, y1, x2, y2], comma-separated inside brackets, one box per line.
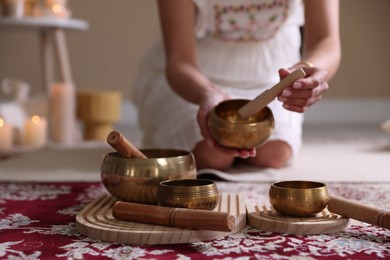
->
[132, 0, 340, 170]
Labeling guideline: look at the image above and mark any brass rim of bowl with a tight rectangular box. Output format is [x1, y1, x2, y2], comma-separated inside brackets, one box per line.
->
[271, 180, 326, 190]
[212, 99, 273, 126]
[103, 149, 194, 166]
[101, 149, 196, 180]
[211, 109, 273, 128]
[159, 179, 215, 188]
[158, 179, 218, 198]
[109, 149, 192, 159]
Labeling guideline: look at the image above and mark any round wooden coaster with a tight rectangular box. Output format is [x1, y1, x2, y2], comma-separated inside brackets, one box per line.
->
[247, 203, 350, 235]
[76, 193, 246, 244]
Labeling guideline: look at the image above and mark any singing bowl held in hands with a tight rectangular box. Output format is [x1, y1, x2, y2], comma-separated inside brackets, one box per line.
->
[208, 99, 274, 149]
[101, 149, 197, 204]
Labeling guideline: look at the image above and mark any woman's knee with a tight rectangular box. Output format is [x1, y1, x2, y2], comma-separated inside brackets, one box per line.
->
[248, 140, 292, 169]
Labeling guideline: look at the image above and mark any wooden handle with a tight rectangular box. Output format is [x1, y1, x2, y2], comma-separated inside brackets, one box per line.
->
[106, 130, 147, 159]
[328, 196, 390, 229]
[112, 201, 235, 232]
[238, 68, 306, 119]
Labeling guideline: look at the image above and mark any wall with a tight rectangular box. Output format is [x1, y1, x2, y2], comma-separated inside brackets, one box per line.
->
[0, 0, 389, 101]
[0, 0, 160, 99]
[330, 0, 390, 98]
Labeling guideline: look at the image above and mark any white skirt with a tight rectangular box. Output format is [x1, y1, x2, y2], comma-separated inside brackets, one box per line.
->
[132, 69, 303, 158]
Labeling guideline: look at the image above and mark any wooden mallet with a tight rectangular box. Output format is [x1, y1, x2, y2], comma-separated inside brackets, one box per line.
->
[112, 200, 235, 232]
[106, 130, 147, 159]
[238, 68, 306, 119]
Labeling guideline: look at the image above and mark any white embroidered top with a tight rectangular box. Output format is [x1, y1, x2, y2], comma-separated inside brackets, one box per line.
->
[193, 0, 304, 88]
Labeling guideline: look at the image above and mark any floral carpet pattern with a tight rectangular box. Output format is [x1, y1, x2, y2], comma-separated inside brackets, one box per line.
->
[0, 182, 389, 259]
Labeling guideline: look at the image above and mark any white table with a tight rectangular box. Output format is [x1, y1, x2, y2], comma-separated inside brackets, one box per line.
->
[0, 17, 89, 94]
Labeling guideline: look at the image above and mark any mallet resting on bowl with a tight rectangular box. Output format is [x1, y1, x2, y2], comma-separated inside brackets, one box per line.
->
[102, 130, 197, 204]
[107, 130, 147, 159]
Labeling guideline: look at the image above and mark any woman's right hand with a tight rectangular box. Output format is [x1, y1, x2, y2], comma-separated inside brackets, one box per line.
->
[197, 91, 257, 158]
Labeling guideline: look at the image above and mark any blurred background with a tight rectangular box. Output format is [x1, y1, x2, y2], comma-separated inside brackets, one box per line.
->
[1, 0, 389, 130]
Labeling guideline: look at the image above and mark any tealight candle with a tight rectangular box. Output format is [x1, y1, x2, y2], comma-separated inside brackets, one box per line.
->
[0, 118, 13, 152]
[24, 115, 48, 147]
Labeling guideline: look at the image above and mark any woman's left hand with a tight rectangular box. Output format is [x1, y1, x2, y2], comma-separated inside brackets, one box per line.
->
[277, 67, 329, 113]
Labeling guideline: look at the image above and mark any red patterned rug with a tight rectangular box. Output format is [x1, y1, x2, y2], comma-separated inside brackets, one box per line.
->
[0, 182, 389, 259]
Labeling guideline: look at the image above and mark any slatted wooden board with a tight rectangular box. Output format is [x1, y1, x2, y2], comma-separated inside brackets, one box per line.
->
[76, 192, 246, 244]
[247, 203, 350, 235]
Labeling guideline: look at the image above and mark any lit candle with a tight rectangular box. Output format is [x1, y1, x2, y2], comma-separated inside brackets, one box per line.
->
[0, 118, 13, 152]
[24, 115, 48, 148]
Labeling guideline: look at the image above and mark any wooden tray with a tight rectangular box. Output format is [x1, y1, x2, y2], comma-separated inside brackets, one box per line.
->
[76, 192, 246, 244]
[247, 203, 350, 235]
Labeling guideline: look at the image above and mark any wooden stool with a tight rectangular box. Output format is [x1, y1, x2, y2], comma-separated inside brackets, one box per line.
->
[77, 90, 122, 141]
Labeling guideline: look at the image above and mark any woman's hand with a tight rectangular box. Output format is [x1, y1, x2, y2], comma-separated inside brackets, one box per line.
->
[197, 91, 257, 158]
[277, 67, 329, 113]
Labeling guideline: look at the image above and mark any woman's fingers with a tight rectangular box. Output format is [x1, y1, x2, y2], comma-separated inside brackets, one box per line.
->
[278, 67, 329, 112]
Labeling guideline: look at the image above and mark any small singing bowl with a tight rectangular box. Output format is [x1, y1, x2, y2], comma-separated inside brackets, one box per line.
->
[157, 179, 219, 210]
[208, 99, 275, 149]
[269, 180, 330, 217]
[101, 149, 197, 205]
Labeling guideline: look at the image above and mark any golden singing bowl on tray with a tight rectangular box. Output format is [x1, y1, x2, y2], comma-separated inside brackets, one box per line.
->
[157, 179, 219, 210]
[269, 180, 330, 217]
[101, 149, 197, 205]
[208, 99, 274, 149]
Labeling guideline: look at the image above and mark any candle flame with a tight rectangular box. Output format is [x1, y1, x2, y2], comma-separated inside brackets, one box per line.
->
[32, 115, 40, 124]
[0, 118, 4, 127]
[52, 4, 64, 14]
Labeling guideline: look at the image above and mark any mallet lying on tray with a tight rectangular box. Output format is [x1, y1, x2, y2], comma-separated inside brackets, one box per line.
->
[112, 200, 235, 232]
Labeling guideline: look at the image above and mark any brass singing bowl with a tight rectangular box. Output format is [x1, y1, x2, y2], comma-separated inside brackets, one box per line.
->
[101, 149, 197, 204]
[269, 180, 330, 217]
[208, 99, 275, 149]
[157, 179, 219, 210]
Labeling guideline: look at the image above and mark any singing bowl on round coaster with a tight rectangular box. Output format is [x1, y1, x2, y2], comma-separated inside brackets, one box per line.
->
[269, 180, 330, 217]
[208, 99, 274, 149]
[247, 203, 350, 235]
[101, 149, 197, 205]
[157, 179, 219, 210]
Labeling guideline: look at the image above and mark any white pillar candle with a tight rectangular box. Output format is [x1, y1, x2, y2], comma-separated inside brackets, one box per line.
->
[0, 118, 13, 152]
[50, 82, 76, 144]
[24, 115, 48, 147]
